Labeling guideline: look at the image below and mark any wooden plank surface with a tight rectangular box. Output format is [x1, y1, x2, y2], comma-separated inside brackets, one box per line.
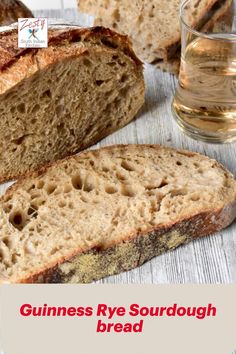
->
[0, 5, 235, 285]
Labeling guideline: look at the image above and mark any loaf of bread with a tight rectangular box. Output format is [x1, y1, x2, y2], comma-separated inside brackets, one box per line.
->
[79, 0, 233, 74]
[0, 0, 33, 26]
[1, 144, 235, 283]
[0, 27, 144, 183]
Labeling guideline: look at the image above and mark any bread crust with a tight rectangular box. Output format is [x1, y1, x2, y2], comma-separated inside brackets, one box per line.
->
[18, 204, 236, 283]
[1, 144, 236, 284]
[0, 26, 144, 183]
[0, 26, 142, 82]
[0, 0, 33, 26]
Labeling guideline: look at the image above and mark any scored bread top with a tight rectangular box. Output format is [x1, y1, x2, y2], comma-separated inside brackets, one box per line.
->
[0, 145, 236, 283]
[0, 26, 143, 95]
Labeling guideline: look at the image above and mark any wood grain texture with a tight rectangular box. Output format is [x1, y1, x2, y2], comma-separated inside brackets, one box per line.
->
[0, 7, 235, 284]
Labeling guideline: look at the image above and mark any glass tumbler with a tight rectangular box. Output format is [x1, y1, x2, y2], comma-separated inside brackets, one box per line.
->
[172, 0, 236, 143]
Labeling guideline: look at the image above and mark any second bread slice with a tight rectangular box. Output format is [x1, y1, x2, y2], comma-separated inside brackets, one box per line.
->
[0, 145, 236, 283]
[80, 0, 233, 74]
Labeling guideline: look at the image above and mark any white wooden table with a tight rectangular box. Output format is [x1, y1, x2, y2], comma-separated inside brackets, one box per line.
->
[0, 1, 236, 286]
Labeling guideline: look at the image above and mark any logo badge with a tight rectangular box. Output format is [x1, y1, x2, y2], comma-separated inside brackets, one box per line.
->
[18, 18, 48, 48]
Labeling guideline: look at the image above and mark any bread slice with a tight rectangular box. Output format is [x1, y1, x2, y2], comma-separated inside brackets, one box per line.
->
[0, 27, 144, 183]
[0, 0, 33, 26]
[80, 0, 232, 73]
[0, 144, 236, 284]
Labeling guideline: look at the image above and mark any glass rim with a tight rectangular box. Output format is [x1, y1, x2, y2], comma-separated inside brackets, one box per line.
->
[180, 0, 236, 42]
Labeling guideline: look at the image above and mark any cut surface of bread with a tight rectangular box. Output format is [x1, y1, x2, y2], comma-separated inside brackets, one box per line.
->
[0, 144, 236, 284]
[0, 27, 144, 183]
[79, 0, 232, 74]
[0, 0, 33, 25]
[154, 0, 234, 75]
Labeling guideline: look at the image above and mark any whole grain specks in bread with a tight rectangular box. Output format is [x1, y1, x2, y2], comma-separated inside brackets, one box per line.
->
[0, 144, 235, 283]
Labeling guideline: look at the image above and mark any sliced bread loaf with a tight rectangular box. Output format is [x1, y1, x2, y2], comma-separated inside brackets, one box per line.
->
[79, 0, 233, 74]
[0, 0, 33, 26]
[0, 27, 144, 183]
[155, 0, 234, 74]
[0, 144, 236, 283]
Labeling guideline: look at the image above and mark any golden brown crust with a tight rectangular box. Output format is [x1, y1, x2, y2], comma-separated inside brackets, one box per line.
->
[19, 205, 236, 283]
[0, 0, 33, 26]
[0, 26, 142, 72]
